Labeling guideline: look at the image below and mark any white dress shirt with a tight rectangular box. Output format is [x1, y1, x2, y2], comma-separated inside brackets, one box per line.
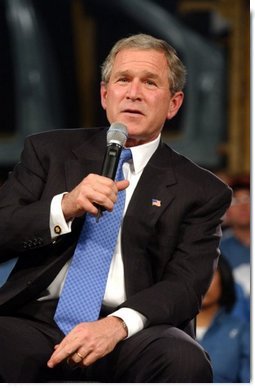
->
[44, 134, 161, 337]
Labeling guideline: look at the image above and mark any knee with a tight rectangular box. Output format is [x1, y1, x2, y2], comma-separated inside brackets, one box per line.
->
[112, 325, 212, 383]
[160, 330, 213, 383]
[176, 340, 212, 382]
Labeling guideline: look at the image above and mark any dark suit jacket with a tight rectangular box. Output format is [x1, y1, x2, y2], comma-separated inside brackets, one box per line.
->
[0, 127, 232, 331]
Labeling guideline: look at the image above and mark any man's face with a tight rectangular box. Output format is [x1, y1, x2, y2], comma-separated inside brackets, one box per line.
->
[100, 48, 183, 147]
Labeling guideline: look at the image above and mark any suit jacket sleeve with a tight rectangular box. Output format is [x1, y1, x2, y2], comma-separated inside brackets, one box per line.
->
[0, 128, 97, 260]
[0, 135, 54, 260]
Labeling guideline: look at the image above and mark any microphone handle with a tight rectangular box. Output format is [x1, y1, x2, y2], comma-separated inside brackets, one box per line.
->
[96, 143, 122, 222]
[101, 143, 122, 179]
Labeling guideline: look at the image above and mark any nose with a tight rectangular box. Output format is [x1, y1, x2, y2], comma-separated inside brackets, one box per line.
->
[126, 79, 141, 101]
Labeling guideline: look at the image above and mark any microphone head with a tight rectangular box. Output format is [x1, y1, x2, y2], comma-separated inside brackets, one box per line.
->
[107, 122, 128, 147]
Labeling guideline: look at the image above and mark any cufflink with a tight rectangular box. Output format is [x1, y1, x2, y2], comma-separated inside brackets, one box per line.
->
[54, 225, 62, 234]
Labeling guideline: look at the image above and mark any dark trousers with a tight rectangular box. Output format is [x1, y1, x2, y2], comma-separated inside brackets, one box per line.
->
[0, 299, 212, 383]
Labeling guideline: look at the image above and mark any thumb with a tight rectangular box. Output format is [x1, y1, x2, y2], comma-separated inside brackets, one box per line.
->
[116, 179, 129, 192]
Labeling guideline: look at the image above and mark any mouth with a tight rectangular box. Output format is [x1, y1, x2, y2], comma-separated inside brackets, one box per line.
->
[121, 109, 144, 116]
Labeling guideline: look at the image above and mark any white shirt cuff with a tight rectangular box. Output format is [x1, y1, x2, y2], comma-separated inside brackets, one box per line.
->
[109, 307, 147, 338]
[50, 193, 73, 239]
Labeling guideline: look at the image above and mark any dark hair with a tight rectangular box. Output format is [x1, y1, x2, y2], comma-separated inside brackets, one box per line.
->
[217, 255, 236, 312]
[230, 175, 250, 192]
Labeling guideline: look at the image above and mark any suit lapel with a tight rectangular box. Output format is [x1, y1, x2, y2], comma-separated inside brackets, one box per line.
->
[124, 142, 177, 226]
[64, 130, 107, 192]
[121, 143, 177, 293]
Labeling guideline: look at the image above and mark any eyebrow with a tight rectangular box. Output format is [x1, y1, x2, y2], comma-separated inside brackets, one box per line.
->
[113, 70, 160, 80]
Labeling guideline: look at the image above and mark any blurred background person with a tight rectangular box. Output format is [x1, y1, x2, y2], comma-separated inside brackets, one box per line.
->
[196, 255, 250, 383]
[220, 176, 250, 322]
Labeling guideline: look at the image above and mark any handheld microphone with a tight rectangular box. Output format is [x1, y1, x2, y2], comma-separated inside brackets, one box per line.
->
[96, 122, 128, 221]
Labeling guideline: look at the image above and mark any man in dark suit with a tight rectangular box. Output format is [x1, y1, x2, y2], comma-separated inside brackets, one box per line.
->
[0, 33, 232, 383]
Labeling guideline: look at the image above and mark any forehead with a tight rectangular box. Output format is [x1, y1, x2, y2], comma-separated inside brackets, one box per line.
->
[112, 48, 168, 74]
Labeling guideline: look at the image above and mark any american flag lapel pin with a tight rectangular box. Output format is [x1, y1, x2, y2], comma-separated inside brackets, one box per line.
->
[152, 198, 161, 207]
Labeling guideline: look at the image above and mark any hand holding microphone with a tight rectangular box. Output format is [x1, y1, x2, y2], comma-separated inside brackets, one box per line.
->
[61, 123, 129, 222]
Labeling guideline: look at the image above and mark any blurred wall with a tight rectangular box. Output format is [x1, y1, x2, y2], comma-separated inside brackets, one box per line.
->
[0, 0, 250, 183]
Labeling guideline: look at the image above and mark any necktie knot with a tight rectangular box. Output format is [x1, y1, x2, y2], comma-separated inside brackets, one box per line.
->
[115, 148, 132, 182]
[120, 148, 132, 163]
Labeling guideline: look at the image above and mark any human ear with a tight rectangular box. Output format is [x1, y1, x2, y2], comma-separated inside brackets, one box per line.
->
[100, 81, 108, 110]
[166, 91, 184, 120]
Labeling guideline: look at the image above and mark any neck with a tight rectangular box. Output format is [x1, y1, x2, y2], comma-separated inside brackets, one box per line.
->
[125, 133, 160, 148]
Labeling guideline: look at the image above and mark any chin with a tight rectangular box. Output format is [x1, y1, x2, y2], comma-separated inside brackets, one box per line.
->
[120, 114, 144, 127]
[126, 130, 145, 140]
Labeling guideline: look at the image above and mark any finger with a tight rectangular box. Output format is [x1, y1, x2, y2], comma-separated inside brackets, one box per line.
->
[81, 350, 100, 367]
[78, 183, 118, 213]
[85, 174, 118, 194]
[92, 192, 117, 210]
[116, 179, 129, 191]
[48, 347, 72, 368]
[71, 350, 86, 364]
[66, 357, 81, 369]
[48, 336, 80, 368]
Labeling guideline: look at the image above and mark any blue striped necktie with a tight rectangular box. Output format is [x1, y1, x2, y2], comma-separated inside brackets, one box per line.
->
[54, 148, 132, 334]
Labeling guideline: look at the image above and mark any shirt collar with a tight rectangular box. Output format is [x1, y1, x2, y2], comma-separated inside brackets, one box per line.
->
[124, 134, 161, 174]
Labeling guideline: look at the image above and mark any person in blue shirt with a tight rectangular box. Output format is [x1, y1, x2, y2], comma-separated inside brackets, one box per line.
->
[196, 255, 250, 383]
[220, 177, 250, 321]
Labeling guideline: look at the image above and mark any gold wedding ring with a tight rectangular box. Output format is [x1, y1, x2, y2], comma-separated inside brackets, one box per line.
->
[76, 351, 85, 359]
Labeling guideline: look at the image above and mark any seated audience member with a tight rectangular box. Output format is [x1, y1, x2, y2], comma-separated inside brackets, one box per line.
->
[212, 170, 233, 237]
[196, 255, 250, 383]
[220, 176, 250, 320]
[231, 282, 250, 323]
